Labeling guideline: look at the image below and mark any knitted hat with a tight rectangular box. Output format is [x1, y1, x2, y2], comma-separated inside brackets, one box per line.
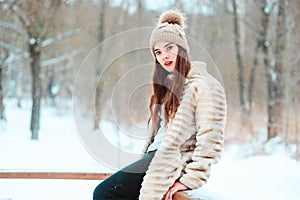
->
[150, 9, 189, 57]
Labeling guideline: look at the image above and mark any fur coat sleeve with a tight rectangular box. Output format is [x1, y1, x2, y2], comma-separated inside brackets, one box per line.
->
[139, 62, 227, 200]
[179, 78, 226, 189]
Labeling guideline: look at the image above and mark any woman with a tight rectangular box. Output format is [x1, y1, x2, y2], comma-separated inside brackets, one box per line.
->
[93, 9, 227, 200]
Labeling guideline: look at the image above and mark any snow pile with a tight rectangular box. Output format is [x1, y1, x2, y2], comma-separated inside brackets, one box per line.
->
[0, 100, 299, 200]
[204, 146, 300, 200]
[0, 100, 110, 173]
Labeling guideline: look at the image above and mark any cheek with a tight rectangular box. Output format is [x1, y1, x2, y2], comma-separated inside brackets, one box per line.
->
[156, 56, 163, 65]
[171, 54, 177, 63]
[170, 52, 177, 59]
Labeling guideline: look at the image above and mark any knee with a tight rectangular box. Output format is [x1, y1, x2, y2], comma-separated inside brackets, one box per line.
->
[93, 182, 107, 200]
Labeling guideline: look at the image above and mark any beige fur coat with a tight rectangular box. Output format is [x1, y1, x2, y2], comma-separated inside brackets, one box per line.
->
[139, 61, 227, 200]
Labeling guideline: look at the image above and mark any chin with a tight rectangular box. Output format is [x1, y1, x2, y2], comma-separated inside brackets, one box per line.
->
[163, 65, 175, 72]
[165, 68, 174, 73]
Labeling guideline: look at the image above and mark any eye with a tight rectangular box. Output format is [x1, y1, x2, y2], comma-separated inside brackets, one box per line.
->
[166, 45, 173, 50]
[154, 51, 161, 55]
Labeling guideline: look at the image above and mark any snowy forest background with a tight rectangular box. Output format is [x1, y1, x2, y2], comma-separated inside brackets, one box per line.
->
[0, 0, 300, 199]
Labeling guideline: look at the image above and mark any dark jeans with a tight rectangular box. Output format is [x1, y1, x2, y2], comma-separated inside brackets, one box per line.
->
[93, 151, 156, 200]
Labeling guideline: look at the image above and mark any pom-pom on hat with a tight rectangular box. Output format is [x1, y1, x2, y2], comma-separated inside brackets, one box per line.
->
[150, 9, 190, 57]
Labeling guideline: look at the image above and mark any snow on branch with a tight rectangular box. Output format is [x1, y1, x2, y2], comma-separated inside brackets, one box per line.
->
[2, 1, 31, 28]
[0, 41, 30, 62]
[3, 53, 15, 65]
[41, 48, 84, 67]
[0, 20, 24, 35]
[41, 29, 81, 47]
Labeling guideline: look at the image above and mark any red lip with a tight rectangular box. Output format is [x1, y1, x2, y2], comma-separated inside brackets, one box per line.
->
[164, 61, 173, 67]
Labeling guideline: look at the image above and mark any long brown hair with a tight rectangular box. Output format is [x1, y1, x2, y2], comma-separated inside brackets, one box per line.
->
[148, 46, 191, 138]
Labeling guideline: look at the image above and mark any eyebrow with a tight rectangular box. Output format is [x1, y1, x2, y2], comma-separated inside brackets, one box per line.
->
[154, 43, 173, 52]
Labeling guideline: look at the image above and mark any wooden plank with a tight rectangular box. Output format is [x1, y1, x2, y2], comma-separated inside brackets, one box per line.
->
[0, 172, 112, 180]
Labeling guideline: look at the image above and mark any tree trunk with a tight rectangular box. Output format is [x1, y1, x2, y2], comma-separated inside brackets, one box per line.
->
[94, 83, 103, 130]
[231, 0, 247, 113]
[0, 63, 5, 121]
[47, 68, 56, 106]
[257, 0, 274, 140]
[284, 69, 290, 146]
[15, 65, 23, 108]
[296, 94, 300, 160]
[267, 0, 287, 139]
[248, 41, 260, 113]
[29, 41, 42, 140]
[0, 48, 9, 121]
[94, 0, 107, 130]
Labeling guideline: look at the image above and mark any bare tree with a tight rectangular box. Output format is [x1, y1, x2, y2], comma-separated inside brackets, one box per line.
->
[290, 0, 300, 160]
[0, 50, 8, 121]
[251, 0, 287, 140]
[268, 0, 287, 139]
[0, 4, 23, 121]
[0, 7, 8, 121]
[0, 44, 9, 122]
[41, 29, 82, 106]
[231, 0, 248, 113]
[248, 34, 261, 113]
[28, 0, 60, 140]
[256, 0, 273, 140]
[94, 0, 107, 129]
[4, 0, 62, 139]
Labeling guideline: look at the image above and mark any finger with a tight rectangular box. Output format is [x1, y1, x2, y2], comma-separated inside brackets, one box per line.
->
[164, 191, 170, 200]
[166, 188, 177, 200]
[169, 190, 176, 200]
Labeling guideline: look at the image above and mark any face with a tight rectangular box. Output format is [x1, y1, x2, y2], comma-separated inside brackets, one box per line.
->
[153, 42, 179, 73]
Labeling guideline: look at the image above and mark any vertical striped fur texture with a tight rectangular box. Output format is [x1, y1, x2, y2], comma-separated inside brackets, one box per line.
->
[139, 61, 227, 200]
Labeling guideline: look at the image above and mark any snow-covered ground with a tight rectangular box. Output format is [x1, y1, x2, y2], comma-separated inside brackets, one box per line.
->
[0, 100, 300, 200]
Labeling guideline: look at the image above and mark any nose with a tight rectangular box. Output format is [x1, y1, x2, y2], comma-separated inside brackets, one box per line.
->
[162, 51, 169, 59]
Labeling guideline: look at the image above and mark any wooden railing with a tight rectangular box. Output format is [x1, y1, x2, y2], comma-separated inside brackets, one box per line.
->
[0, 171, 111, 180]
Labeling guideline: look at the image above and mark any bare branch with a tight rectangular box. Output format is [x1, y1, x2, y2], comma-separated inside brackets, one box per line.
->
[39, 0, 62, 40]
[0, 41, 30, 62]
[0, 20, 24, 35]
[41, 29, 81, 47]
[2, 1, 31, 29]
[40, 48, 85, 67]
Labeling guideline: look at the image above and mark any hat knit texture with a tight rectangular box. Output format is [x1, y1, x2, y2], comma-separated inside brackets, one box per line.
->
[150, 9, 190, 57]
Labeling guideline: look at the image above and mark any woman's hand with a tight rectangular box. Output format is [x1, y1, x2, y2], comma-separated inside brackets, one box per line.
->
[164, 181, 189, 200]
